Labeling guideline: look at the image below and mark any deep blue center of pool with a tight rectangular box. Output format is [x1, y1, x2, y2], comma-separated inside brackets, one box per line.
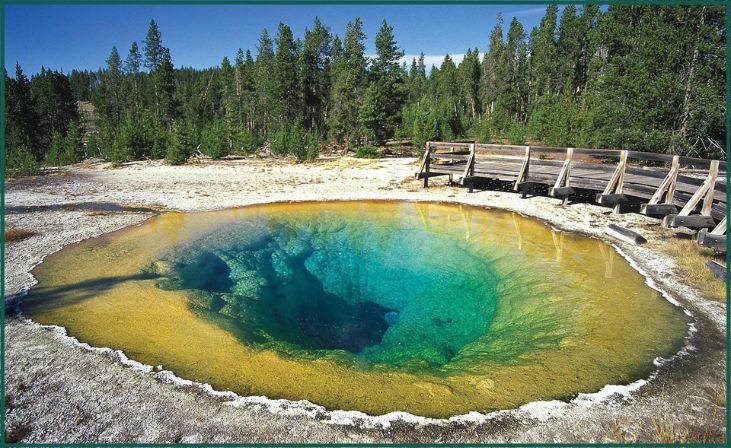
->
[156, 213, 501, 368]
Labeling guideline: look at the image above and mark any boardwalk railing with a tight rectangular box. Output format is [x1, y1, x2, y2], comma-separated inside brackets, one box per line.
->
[415, 141, 727, 249]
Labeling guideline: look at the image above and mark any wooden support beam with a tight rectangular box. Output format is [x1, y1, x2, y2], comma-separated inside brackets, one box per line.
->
[553, 148, 574, 189]
[416, 142, 430, 179]
[711, 216, 727, 235]
[549, 186, 575, 198]
[602, 150, 628, 195]
[598, 150, 628, 213]
[697, 229, 727, 251]
[423, 142, 432, 188]
[596, 193, 628, 206]
[705, 260, 727, 280]
[677, 160, 719, 216]
[701, 160, 719, 217]
[662, 214, 716, 229]
[464, 176, 476, 193]
[416, 172, 451, 180]
[513, 146, 531, 192]
[516, 181, 542, 198]
[648, 156, 679, 205]
[640, 203, 679, 217]
[605, 224, 647, 245]
[551, 148, 574, 204]
[460, 143, 476, 185]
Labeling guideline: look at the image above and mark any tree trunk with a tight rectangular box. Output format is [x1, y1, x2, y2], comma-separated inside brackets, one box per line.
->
[678, 6, 705, 142]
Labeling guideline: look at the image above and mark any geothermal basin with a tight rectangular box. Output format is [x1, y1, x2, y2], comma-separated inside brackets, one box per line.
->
[23, 201, 689, 418]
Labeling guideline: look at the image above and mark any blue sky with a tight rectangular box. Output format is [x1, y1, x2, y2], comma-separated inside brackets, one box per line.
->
[5, 4, 554, 75]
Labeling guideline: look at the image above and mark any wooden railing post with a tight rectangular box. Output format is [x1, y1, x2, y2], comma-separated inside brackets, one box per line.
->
[423, 142, 432, 188]
[470, 143, 476, 177]
[461, 143, 476, 187]
[664, 156, 679, 205]
[555, 148, 574, 188]
[597, 150, 628, 213]
[648, 156, 679, 205]
[677, 159, 718, 217]
[514, 145, 531, 197]
[602, 150, 628, 196]
[641, 155, 680, 217]
[701, 160, 719, 217]
[549, 147, 574, 204]
[663, 159, 719, 229]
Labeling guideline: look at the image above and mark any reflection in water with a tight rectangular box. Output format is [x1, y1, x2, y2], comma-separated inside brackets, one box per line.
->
[24, 201, 689, 418]
[599, 242, 616, 279]
[512, 213, 522, 250]
[551, 229, 564, 262]
[459, 204, 473, 242]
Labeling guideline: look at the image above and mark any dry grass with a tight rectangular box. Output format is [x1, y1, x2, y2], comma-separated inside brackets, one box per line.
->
[657, 237, 725, 302]
[4, 228, 37, 243]
[650, 417, 725, 444]
[604, 420, 629, 443]
[651, 418, 684, 443]
[705, 380, 727, 409]
[681, 425, 725, 444]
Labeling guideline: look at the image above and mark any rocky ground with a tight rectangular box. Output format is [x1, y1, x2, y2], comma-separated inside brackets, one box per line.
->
[3, 157, 726, 443]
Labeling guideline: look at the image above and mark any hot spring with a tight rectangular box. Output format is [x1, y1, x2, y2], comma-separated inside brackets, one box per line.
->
[23, 201, 689, 418]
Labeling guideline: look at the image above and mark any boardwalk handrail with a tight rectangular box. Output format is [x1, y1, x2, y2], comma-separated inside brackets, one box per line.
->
[426, 141, 727, 171]
[417, 141, 727, 248]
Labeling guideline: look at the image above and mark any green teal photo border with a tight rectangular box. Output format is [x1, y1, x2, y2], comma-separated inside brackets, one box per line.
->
[0, 0, 727, 446]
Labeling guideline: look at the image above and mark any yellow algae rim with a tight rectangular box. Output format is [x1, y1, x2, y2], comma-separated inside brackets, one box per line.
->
[19, 199, 695, 421]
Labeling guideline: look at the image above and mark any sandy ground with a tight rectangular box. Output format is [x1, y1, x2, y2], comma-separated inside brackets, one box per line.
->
[3, 157, 727, 443]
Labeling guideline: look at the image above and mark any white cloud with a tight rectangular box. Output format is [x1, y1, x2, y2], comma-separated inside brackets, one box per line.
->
[511, 7, 548, 17]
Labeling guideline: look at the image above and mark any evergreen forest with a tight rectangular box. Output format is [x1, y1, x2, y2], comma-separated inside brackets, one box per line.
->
[4, 5, 725, 175]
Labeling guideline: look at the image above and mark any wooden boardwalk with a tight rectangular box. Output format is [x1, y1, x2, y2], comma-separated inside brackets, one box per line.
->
[416, 141, 727, 250]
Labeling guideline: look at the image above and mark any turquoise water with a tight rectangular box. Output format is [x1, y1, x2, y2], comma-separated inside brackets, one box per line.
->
[154, 211, 502, 370]
[26, 201, 689, 416]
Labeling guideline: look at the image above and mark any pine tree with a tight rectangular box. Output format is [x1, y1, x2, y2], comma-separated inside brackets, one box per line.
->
[556, 5, 582, 97]
[495, 17, 527, 124]
[45, 131, 66, 166]
[31, 68, 79, 150]
[125, 42, 142, 112]
[272, 23, 300, 129]
[6, 64, 39, 159]
[201, 120, 228, 159]
[412, 102, 438, 154]
[101, 47, 123, 127]
[4, 9, 725, 169]
[358, 83, 385, 143]
[480, 14, 504, 118]
[365, 20, 406, 143]
[63, 122, 84, 162]
[574, 4, 601, 99]
[301, 17, 332, 134]
[529, 5, 559, 98]
[157, 48, 177, 125]
[143, 20, 164, 70]
[240, 49, 257, 132]
[328, 18, 367, 147]
[166, 120, 192, 165]
[254, 29, 275, 134]
[457, 49, 481, 123]
[143, 20, 170, 130]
